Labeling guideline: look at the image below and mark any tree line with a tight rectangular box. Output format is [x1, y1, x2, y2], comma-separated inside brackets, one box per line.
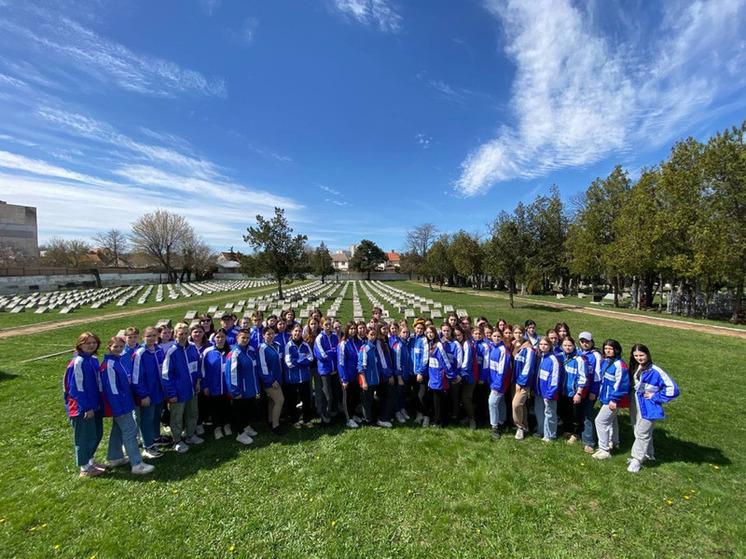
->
[399, 121, 745, 323]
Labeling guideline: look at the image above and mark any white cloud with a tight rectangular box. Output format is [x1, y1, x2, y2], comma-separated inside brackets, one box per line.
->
[415, 133, 432, 149]
[198, 0, 221, 16]
[0, 15, 226, 98]
[455, 0, 746, 196]
[330, 0, 402, 33]
[0, 150, 115, 186]
[320, 185, 341, 195]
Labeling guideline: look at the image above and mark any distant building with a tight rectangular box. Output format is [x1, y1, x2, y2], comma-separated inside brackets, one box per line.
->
[378, 249, 400, 271]
[217, 250, 241, 272]
[0, 200, 39, 257]
[349, 244, 358, 257]
[331, 249, 350, 271]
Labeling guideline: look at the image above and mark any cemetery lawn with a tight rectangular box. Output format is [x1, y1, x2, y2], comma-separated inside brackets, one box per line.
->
[0, 280, 742, 558]
[437, 285, 746, 332]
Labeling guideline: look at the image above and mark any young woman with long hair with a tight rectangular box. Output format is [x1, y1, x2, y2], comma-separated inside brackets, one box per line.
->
[592, 339, 630, 460]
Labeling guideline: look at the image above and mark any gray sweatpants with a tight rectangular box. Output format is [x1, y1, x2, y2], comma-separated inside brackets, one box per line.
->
[595, 404, 619, 452]
[629, 395, 656, 461]
[170, 396, 198, 443]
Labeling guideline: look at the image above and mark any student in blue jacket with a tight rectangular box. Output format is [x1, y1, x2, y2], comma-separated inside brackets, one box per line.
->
[226, 329, 261, 444]
[121, 326, 140, 378]
[455, 327, 478, 430]
[283, 324, 314, 429]
[338, 322, 362, 429]
[313, 317, 339, 426]
[64, 332, 105, 477]
[390, 321, 412, 423]
[536, 336, 561, 442]
[358, 326, 389, 427]
[627, 344, 679, 473]
[578, 331, 602, 453]
[257, 327, 285, 435]
[411, 319, 430, 426]
[511, 325, 535, 440]
[162, 322, 203, 453]
[100, 337, 154, 475]
[559, 337, 591, 446]
[375, 323, 396, 427]
[472, 325, 491, 427]
[201, 328, 232, 440]
[425, 325, 453, 428]
[487, 329, 511, 439]
[132, 326, 166, 459]
[593, 339, 630, 460]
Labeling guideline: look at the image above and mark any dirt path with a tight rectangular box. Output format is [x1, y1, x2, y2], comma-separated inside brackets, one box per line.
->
[414, 284, 746, 340]
[0, 285, 278, 339]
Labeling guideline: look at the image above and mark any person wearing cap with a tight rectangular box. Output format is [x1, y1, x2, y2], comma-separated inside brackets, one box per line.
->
[578, 331, 601, 453]
[220, 313, 239, 346]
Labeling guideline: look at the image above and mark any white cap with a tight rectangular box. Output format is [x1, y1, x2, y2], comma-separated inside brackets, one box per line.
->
[578, 331, 593, 341]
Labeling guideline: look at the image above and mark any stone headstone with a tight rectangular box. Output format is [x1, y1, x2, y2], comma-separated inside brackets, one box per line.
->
[184, 311, 198, 320]
[456, 309, 468, 318]
[404, 309, 415, 319]
[431, 310, 443, 319]
[444, 305, 454, 313]
[207, 306, 218, 314]
[556, 294, 564, 299]
[155, 319, 172, 329]
[35, 306, 49, 314]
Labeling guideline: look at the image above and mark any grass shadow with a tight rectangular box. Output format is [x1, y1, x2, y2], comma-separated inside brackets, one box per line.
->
[642, 428, 731, 467]
[0, 370, 18, 382]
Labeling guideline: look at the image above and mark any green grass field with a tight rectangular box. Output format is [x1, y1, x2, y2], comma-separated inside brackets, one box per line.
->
[0, 280, 742, 558]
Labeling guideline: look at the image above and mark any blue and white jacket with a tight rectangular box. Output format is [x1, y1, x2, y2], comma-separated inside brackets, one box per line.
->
[357, 340, 381, 386]
[337, 338, 360, 384]
[390, 335, 413, 381]
[99, 353, 136, 418]
[226, 325, 240, 347]
[257, 341, 283, 386]
[63, 353, 101, 418]
[580, 348, 603, 397]
[284, 339, 314, 384]
[633, 364, 679, 420]
[201, 345, 228, 396]
[427, 341, 453, 390]
[121, 343, 140, 379]
[225, 343, 260, 399]
[314, 331, 338, 375]
[513, 345, 536, 388]
[132, 345, 165, 405]
[537, 352, 561, 401]
[460, 340, 479, 384]
[441, 340, 462, 381]
[561, 351, 589, 398]
[161, 342, 201, 402]
[473, 338, 492, 384]
[375, 339, 394, 381]
[598, 357, 630, 407]
[488, 342, 511, 393]
[249, 325, 263, 351]
[412, 335, 429, 378]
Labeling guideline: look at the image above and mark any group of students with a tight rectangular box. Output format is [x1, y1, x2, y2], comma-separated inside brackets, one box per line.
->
[63, 306, 679, 477]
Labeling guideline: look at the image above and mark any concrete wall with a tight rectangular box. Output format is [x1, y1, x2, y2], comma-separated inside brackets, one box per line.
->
[213, 272, 410, 282]
[0, 271, 165, 295]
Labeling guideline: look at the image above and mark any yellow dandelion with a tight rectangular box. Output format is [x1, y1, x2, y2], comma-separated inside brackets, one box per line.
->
[611, 532, 617, 538]
[331, 521, 336, 526]
[54, 545, 60, 550]
[316, 456, 320, 460]
[714, 465, 720, 470]
[476, 529, 481, 534]
[173, 489, 178, 494]
[309, 498, 314, 502]
[150, 480, 156, 484]
[666, 500, 673, 505]
[91, 555, 96, 559]
[42, 524, 47, 528]
[690, 489, 696, 494]
[229, 546, 235, 552]
[180, 503, 185, 507]
[30, 527, 36, 531]
[407, 489, 412, 494]
[0, 519, 4, 523]
[304, 493, 308, 498]
[684, 495, 690, 500]
[580, 462, 585, 466]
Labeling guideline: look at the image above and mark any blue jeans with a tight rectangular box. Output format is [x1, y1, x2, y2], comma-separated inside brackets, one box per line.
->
[136, 403, 163, 448]
[582, 398, 596, 446]
[71, 413, 103, 468]
[543, 399, 558, 439]
[488, 391, 505, 427]
[107, 412, 142, 465]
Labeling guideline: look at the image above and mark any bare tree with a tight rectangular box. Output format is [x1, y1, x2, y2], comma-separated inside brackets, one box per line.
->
[130, 210, 193, 282]
[405, 223, 438, 259]
[40, 237, 91, 268]
[178, 232, 217, 281]
[93, 229, 130, 267]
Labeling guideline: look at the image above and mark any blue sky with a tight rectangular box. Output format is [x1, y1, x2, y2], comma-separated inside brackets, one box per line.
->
[0, 0, 744, 253]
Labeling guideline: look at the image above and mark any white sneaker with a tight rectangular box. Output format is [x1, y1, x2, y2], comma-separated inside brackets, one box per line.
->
[173, 441, 189, 453]
[352, 415, 363, 424]
[108, 457, 130, 468]
[214, 427, 224, 440]
[402, 410, 411, 420]
[541, 437, 553, 443]
[515, 428, 525, 441]
[131, 462, 155, 475]
[142, 446, 163, 460]
[195, 424, 205, 436]
[422, 416, 430, 428]
[236, 432, 254, 445]
[627, 458, 642, 473]
[346, 419, 359, 429]
[185, 435, 204, 445]
[376, 420, 393, 428]
[223, 424, 232, 436]
[592, 449, 611, 460]
[244, 425, 258, 437]
[414, 412, 423, 425]
[395, 411, 406, 423]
